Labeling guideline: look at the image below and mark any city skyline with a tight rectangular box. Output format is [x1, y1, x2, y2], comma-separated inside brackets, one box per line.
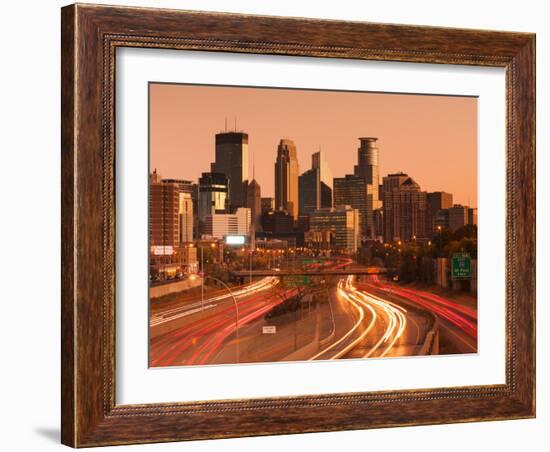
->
[150, 83, 477, 207]
[148, 82, 479, 368]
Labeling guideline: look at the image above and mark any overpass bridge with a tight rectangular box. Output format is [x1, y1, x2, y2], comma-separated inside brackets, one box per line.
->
[231, 268, 388, 277]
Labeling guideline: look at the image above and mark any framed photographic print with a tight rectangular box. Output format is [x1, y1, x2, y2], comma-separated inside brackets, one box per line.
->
[61, 3, 535, 447]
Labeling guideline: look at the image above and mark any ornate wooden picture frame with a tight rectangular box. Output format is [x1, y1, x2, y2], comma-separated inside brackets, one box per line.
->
[61, 3, 535, 447]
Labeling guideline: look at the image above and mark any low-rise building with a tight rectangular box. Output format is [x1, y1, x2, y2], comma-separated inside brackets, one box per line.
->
[203, 207, 251, 240]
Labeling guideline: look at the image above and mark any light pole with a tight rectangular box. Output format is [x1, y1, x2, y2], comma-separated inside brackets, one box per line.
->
[437, 225, 442, 256]
[197, 242, 218, 311]
[200, 245, 204, 309]
[249, 248, 253, 284]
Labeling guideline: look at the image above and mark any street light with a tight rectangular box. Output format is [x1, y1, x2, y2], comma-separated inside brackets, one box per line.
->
[197, 241, 217, 311]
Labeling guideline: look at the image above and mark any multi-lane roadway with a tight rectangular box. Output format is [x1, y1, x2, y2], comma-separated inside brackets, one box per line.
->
[149, 260, 477, 367]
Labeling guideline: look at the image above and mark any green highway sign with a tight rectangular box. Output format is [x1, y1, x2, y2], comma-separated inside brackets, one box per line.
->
[452, 253, 472, 279]
[302, 259, 318, 264]
[285, 275, 310, 287]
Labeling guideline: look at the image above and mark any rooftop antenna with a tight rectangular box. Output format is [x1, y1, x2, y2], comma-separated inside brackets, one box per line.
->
[234, 116, 237, 132]
[224, 117, 227, 132]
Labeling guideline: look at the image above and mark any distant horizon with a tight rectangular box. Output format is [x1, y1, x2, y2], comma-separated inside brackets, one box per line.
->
[150, 83, 477, 207]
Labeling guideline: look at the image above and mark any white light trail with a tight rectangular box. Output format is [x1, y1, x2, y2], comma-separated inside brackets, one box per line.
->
[311, 276, 408, 360]
[150, 277, 279, 326]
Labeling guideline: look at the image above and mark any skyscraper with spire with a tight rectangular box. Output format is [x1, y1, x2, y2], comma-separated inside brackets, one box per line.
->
[274, 139, 299, 220]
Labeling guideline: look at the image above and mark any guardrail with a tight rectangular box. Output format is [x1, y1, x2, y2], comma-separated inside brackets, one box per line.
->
[418, 317, 440, 355]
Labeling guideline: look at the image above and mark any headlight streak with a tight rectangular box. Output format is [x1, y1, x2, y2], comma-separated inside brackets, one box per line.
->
[350, 284, 407, 358]
[309, 277, 377, 361]
[311, 275, 408, 360]
[151, 277, 279, 326]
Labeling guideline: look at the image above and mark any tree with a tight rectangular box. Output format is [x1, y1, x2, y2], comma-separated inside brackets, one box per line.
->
[453, 224, 477, 241]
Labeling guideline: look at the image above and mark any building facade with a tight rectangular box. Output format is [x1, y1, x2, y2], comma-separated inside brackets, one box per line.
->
[163, 178, 199, 239]
[149, 178, 180, 250]
[197, 172, 229, 222]
[211, 132, 249, 211]
[333, 175, 370, 239]
[468, 207, 478, 226]
[304, 230, 335, 255]
[261, 209, 295, 234]
[149, 176, 182, 279]
[298, 167, 321, 217]
[247, 179, 262, 232]
[309, 206, 360, 253]
[178, 192, 194, 243]
[354, 137, 380, 203]
[433, 209, 450, 230]
[426, 191, 453, 235]
[260, 197, 274, 213]
[203, 207, 251, 240]
[382, 173, 428, 242]
[449, 204, 471, 231]
[312, 150, 333, 208]
[331, 138, 381, 240]
[274, 139, 300, 219]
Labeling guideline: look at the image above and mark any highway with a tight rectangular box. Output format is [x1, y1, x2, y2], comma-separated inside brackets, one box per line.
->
[149, 262, 477, 367]
[149, 258, 352, 366]
[358, 275, 477, 354]
[309, 276, 431, 360]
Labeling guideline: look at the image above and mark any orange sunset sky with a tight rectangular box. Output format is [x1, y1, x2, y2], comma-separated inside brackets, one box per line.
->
[149, 83, 477, 207]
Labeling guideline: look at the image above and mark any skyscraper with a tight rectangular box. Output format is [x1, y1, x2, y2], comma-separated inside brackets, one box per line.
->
[333, 174, 369, 238]
[312, 150, 333, 208]
[211, 132, 249, 211]
[247, 178, 262, 232]
[198, 172, 229, 222]
[382, 173, 428, 242]
[353, 137, 382, 239]
[298, 167, 321, 217]
[274, 139, 299, 219]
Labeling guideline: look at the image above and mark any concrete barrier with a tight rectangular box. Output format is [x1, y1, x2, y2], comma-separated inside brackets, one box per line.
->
[418, 318, 440, 355]
[150, 277, 202, 299]
[281, 309, 321, 362]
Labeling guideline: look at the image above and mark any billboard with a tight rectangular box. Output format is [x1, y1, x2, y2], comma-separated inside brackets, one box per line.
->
[225, 235, 246, 246]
